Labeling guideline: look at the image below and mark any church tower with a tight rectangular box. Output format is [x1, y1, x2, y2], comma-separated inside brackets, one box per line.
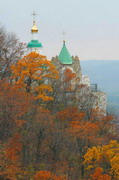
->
[58, 40, 73, 65]
[52, 39, 82, 79]
[27, 11, 43, 54]
[51, 37, 107, 114]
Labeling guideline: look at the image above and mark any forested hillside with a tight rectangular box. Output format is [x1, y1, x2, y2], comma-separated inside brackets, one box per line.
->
[0, 26, 119, 180]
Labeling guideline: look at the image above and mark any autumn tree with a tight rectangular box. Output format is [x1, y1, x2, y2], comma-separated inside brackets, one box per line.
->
[0, 80, 33, 142]
[56, 106, 115, 178]
[90, 167, 111, 180]
[34, 170, 64, 180]
[0, 25, 25, 80]
[21, 106, 55, 166]
[61, 68, 76, 91]
[0, 134, 24, 180]
[11, 52, 59, 102]
[20, 104, 69, 177]
[46, 68, 77, 112]
[83, 140, 119, 180]
[0, 48, 117, 180]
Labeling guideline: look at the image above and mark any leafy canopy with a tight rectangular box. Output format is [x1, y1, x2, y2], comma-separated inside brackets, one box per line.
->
[11, 52, 59, 101]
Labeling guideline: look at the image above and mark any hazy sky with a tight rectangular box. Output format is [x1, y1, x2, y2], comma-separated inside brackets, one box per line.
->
[0, 0, 119, 60]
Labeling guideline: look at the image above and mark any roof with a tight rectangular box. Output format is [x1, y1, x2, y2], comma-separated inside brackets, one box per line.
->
[58, 41, 73, 65]
[27, 40, 43, 48]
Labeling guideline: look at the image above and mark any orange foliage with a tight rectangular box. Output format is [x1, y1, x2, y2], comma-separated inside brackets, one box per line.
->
[90, 167, 111, 180]
[0, 81, 34, 142]
[11, 52, 59, 101]
[57, 107, 101, 145]
[34, 170, 64, 180]
[0, 81, 33, 120]
[71, 121, 100, 142]
[0, 134, 24, 179]
[61, 68, 76, 91]
[63, 68, 76, 83]
[56, 106, 85, 123]
[96, 115, 114, 134]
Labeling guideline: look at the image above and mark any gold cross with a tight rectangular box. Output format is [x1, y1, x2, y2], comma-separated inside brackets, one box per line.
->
[31, 11, 37, 21]
[62, 31, 67, 41]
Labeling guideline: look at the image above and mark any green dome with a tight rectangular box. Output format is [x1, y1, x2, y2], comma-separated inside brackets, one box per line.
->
[27, 40, 43, 48]
[58, 41, 73, 64]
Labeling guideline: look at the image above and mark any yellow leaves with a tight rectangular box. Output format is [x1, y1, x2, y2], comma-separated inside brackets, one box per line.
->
[87, 165, 94, 170]
[101, 140, 119, 162]
[35, 95, 53, 101]
[83, 146, 101, 169]
[34, 84, 53, 92]
[34, 84, 53, 101]
[83, 141, 119, 180]
[110, 153, 119, 179]
[11, 52, 59, 102]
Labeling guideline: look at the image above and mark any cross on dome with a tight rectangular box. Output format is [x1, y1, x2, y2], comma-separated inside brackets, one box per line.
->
[27, 11, 43, 53]
[62, 31, 67, 44]
[31, 11, 38, 33]
[31, 11, 37, 21]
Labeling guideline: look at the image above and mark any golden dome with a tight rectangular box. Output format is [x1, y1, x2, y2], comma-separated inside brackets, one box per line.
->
[31, 21, 38, 33]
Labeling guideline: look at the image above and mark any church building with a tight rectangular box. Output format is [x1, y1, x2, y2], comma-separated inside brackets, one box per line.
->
[27, 14, 107, 114]
[27, 12, 43, 54]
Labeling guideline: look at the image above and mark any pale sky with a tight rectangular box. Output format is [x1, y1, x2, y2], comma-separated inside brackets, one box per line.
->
[0, 0, 119, 60]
